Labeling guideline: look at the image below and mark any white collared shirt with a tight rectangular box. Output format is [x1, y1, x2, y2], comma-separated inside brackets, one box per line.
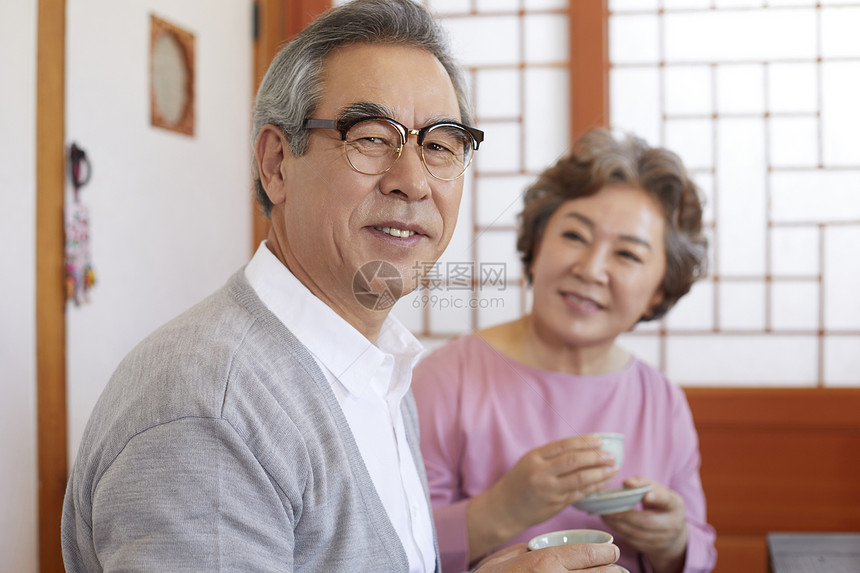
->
[245, 242, 435, 573]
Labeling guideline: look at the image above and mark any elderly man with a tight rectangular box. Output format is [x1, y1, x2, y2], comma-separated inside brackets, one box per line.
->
[61, 1, 621, 571]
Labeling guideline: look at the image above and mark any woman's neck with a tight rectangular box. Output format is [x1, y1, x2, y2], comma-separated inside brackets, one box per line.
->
[478, 316, 630, 376]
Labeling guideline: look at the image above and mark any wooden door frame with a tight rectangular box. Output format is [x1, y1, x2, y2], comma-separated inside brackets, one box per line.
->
[569, 0, 610, 141]
[36, 0, 68, 570]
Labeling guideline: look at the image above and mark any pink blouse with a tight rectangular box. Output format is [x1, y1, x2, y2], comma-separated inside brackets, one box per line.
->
[412, 334, 717, 573]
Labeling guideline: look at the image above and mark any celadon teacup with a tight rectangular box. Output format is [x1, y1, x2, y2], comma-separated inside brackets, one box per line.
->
[528, 529, 627, 572]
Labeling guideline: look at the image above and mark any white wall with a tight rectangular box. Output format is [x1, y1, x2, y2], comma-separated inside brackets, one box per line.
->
[65, 0, 254, 461]
[0, 0, 38, 570]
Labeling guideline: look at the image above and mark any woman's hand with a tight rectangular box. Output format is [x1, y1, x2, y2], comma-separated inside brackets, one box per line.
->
[466, 435, 619, 562]
[472, 542, 622, 573]
[600, 476, 689, 573]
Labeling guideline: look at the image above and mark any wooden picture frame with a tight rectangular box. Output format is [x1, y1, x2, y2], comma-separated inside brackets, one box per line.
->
[150, 14, 195, 136]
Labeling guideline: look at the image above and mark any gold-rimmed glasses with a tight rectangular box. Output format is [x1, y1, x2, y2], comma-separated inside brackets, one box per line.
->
[304, 116, 484, 181]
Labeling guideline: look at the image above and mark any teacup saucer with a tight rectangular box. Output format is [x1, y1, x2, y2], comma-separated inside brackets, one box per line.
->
[572, 484, 653, 515]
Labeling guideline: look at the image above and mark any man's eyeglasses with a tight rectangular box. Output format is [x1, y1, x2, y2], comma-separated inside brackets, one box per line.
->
[303, 116, 484, 181]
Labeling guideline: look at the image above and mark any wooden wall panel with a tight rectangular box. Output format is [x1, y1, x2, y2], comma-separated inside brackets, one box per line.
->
[685, 388, 860, 572]
[713, 536, 768, 572]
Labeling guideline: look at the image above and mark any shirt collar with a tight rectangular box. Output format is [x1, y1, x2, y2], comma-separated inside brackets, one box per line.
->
[245, 242, 424, 398]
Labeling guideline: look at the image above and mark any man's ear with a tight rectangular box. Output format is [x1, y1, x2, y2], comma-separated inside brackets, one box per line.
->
[255, 125, 290, 206]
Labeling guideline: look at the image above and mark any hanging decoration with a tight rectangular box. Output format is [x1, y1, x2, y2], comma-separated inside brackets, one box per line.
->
[65, 142, 96, 305]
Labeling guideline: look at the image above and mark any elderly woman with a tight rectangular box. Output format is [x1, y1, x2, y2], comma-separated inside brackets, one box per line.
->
[413, 129, 717, 573]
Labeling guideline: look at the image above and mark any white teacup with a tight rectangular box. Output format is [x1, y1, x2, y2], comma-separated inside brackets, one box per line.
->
[527, 528, 613, 551]
[595, 432, 625, 468]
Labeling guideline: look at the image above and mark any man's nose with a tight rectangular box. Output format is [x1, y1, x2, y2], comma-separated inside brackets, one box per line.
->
[379, 139, 432, 201]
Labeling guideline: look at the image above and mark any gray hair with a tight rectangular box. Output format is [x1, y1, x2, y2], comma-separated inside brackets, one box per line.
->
[252, 0, 472, 217]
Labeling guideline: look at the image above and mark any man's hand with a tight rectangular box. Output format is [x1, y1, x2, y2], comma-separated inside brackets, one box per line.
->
[472, 542, 622, 573]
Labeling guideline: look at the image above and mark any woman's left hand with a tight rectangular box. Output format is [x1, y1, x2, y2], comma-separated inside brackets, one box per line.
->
[600, 476, 688, 573]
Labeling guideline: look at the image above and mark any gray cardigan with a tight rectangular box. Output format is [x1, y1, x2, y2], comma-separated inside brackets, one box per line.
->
[61, 270, 440, 572]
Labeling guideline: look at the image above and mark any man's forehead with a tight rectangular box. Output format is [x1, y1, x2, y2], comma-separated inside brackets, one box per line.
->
[316, 43, 461, 123]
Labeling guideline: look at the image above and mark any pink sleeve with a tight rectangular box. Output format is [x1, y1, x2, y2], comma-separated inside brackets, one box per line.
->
[413, 345, 471, 573]
[670, 387, 717, 573]
[685, 521, 718, 573]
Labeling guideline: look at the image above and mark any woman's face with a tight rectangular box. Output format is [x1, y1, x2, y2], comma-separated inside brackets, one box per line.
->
[529, 184, 668, 350]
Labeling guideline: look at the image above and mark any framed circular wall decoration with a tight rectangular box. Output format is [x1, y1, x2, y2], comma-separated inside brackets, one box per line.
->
[150, 14, 195, 136]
